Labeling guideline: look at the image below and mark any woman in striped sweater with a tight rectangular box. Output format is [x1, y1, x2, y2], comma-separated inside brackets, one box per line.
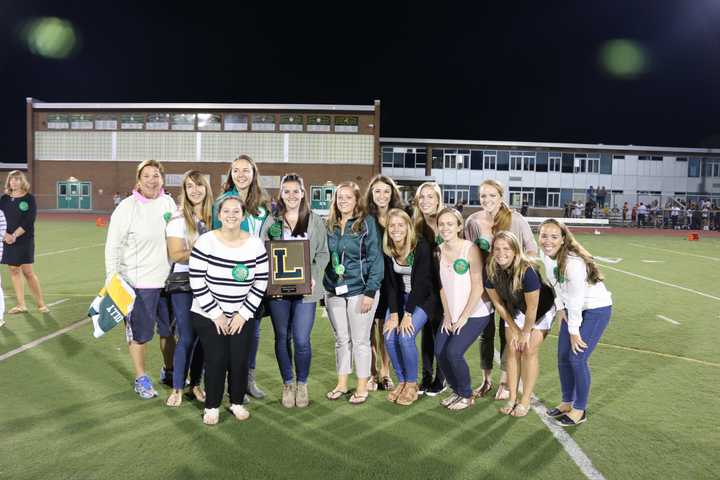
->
[189, 195, 269, 425]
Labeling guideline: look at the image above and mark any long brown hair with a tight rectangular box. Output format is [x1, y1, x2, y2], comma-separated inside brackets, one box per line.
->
[276, 173, 310, 237]
[364, 175, 404, 223]
[480, 179, 512, 233]
[539, 219, 604, 284]
[178, 170, 213, 242]
[412, 182, 444, 241]
[383, 208, 417, 260]
[326, 181, 367, 234]
[222, 154, 268, 217]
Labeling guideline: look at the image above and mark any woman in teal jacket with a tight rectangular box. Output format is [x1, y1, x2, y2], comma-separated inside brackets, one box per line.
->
[323, 181, 384, 405]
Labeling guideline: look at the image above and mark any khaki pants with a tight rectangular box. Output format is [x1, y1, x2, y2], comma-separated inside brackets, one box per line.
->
[325, 292, 379, 378]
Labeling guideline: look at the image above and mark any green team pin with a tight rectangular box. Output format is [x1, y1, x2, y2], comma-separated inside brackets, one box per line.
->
[435, 234, 444, 246]
[163, 211, 172, 222]
[269, 221, 283, 239]
[475, 237, 490, 252]
[453, 258, 470, 274]
[18, 201, 29, 212]
[406, 252, 415, 266]
[554, 266, 565, 283]
[232, 263, 250, 281]
[331, 252, 345, 276]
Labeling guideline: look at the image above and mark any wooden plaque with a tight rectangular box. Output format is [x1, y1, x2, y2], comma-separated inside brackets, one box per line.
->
[265, 239, 312, 296]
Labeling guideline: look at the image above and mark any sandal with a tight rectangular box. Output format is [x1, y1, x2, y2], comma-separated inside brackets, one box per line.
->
[494, 383, 510, 401]
[166, 390, 183, 407]
[367, 377, 379, 392]
[511, 403, 530, 417]
[189, 386, 206, 402]
[38, 305, 50, 313]
[499, 401, 516, 415]
[348, 392, 369, 405]
[228, 403, 250, 421]
[447, 396, 475, 411]
[8, 305, 27, 314]
[203, 408, 219, 425]
[381, 376, 395, 391]
[441, 393, 460, 407]
[326, 389, 348, 401]
[473, 379, 493, 398]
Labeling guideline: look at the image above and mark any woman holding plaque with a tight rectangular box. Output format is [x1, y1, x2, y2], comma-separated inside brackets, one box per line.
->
[410, 182, 446, 396]
[260, 173, 329, 408]
[323, 181, 384, 405]
[381, 208, 439, 406]
[364, 175, 404, 392]
[165, 170, 213, 407]
[0, 170, 49, 314]
[435, 208, 493, 411]
[463, 179, 536, 400]
[190, 195, 269, 424]
[213, 154, 269, 400]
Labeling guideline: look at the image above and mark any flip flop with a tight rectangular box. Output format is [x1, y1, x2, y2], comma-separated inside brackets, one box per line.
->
[511, 403, 530, 417]
[326, 389, 348, 401]
[8, 305, 27, 314]
[499, 401, 516, 415]
[348, 392, 369, 405]
[38, 306, 50, 313]
[473, 379, 493, 398]
[166, 391, 183, 407]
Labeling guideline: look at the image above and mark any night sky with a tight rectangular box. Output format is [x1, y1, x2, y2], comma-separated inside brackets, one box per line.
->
[2, 1, 719, 162]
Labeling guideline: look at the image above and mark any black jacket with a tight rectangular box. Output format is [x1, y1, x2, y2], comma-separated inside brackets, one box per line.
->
[383, 238, 441, 318]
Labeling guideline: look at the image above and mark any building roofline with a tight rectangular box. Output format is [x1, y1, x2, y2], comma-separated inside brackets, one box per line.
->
[379, 137, 720, 155]
[27, 98, 375, 112]
[0, 163, 27, 170]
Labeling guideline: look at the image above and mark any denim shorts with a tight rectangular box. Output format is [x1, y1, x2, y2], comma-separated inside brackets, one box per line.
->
[125, 288, 173, 344]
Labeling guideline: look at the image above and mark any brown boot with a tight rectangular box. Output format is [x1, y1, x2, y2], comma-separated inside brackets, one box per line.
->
[396, 382, 418, 406]
[387, 382, 406, 402]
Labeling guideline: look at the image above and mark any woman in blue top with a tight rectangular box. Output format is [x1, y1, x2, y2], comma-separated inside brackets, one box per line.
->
[324, 181, 384, 405]
[212, 154, 269, 400]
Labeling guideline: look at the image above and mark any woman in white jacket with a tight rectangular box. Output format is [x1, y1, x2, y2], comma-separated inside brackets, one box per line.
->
[539, 219, 612, 426]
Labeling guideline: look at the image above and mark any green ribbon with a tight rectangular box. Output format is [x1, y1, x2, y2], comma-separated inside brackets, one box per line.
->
[406, 252, 415, 267]
[435, 234, 444, 246]
[453, 258, 470, 275]
[18, 201, 29, 212]
[554, 266, 565, 283]
[163, 211, 172, 222]
[269, 221, 283, 239]
[332, 252, 345, 276]
[232, 263, 250, 282]
[475, 237, 490, 252]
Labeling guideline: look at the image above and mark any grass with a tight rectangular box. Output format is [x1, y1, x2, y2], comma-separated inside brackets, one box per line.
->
[0, 220, 718, 479]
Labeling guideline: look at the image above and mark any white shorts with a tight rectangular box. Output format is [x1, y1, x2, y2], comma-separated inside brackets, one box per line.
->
[505, 306, 556, 331]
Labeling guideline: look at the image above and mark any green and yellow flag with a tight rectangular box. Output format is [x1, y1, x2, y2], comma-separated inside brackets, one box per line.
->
[88, 274, 136, 338]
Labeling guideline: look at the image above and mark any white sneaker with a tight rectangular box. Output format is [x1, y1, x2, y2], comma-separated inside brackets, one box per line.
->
[203, 408, 219, 425]
[229, 403, 250, 421]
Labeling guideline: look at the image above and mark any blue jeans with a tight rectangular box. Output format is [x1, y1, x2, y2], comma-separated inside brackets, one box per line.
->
[436, 315, 492, 398]
[170, 292, 204, 390]
[557, 306, 612, 410]
[269, 298, 317, 384]
[384, 296, 428, 383]
[248, 317, 261, 370]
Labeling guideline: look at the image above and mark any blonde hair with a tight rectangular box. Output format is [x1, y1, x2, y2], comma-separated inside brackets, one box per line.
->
[382, 208, 417, 260]
[436, 207, 465, 240]
[486, 231, 535, 294]
[4, 170, 30, 194]
[178, 170, 213, 244]
[412, 182, 444, 240]
[326, 181, 367, 234]
[480, 179, 512, 233]
[539, 219, 604, 284]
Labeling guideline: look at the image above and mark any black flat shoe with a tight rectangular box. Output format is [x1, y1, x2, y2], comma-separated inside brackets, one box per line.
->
[546, 407, 570, 418]
[556, 411, 587, 426]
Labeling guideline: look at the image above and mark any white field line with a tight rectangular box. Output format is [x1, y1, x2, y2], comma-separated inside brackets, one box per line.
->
[493, 351, 605, 480]
[641, 260, 664, 263]
[657, 314, 680, 325]
[36, 243, 104, 257]
[593, 256, 622, 264]
[628, 243, 720, 262]
[5, 293, 96, 298]
[0, 318, 90, 362]
[47, 298, 70, 307]
[599, 264, 720, 302]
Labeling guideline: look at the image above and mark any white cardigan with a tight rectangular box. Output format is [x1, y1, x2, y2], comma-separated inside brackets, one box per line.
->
[541, 252, 612, 335]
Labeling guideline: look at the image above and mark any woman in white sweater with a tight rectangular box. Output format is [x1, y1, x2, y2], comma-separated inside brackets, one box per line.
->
[539, 219, 612, 426]
[189, 195, 268, 425]
[105, 160, 177, 400]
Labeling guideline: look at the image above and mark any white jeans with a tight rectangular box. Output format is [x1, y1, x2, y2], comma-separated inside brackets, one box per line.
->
[325, 292, 379, 378]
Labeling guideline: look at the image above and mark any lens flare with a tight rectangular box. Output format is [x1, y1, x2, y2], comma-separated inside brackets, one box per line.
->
[22, 17, 78, 59]
[599, 39, 649, 78]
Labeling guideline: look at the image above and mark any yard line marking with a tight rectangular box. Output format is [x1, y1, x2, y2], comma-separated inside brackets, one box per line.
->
[0, 317, 90, 362]
[546, 335, 720, 367]
[37, 243, 104, 257]
[628, 243, 720, 262]
[593, 256, 622, 264]
[641, 260, 664, 263]
[657, 314, 680, 325]
[599, 264, 720, 302]
[493, 351, 605, 480]
[47, 298, 70, 307]
[5, 293, 96, 298]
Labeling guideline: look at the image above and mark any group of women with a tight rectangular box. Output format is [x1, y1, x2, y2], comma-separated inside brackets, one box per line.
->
[104, 154, 613, 427]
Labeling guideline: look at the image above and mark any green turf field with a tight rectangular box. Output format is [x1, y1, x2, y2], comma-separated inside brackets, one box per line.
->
[1, 221, 718, 479]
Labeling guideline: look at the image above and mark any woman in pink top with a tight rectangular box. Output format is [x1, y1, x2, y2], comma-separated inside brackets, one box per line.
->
[435, 208, 494, 410]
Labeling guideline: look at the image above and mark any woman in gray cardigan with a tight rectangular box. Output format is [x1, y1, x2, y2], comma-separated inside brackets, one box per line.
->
[260, 174, 330, 408]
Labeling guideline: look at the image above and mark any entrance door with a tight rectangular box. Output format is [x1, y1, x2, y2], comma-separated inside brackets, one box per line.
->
[57, 181, 92, 209]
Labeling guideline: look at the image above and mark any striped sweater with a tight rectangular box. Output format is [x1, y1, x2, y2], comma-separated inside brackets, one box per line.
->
[189, 231, 269, 322]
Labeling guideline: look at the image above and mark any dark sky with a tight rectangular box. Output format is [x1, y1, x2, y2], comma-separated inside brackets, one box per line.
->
[2, 1, 719, 162]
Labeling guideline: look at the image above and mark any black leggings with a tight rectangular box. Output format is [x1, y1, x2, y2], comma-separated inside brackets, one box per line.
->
[192, 312, 256, 409]
[479, 314, 507, 371]
[420, 314, 446, 384]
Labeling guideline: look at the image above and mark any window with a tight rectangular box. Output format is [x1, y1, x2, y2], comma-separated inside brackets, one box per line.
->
[652, 155, 663, 161]
[561, 153, 574, 173]
[549, 154, 561, 172]
[676, 157, 687, 162]
[689, 158, 701, 177]
[444, 152, 469, 169]
[471, 150, 483, 170]
[483, 153, 497, 170]
[496, 152, 509, 171]
[510, 152, 535, 171]
[509, 187, 535, 207]
[575, 153, 599, 173]
[382, 148, 394, 168]
[705, 160, 720, 177]
[613, 155, 625, 160]
[59, 184, 67, 195]
[547, 190, 560, 207]
[443, 187, 469, 206]
[432, 150, 443, 169]
[382, 147, 427, 169]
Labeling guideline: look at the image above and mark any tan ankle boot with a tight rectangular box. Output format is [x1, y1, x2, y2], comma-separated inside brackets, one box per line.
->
[397, 382, 418, 406]
[387, 382, 406, 402]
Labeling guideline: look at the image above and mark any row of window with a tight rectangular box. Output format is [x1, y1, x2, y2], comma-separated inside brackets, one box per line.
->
[439, 185, 624, 208]
[43, 113, 361, 133]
